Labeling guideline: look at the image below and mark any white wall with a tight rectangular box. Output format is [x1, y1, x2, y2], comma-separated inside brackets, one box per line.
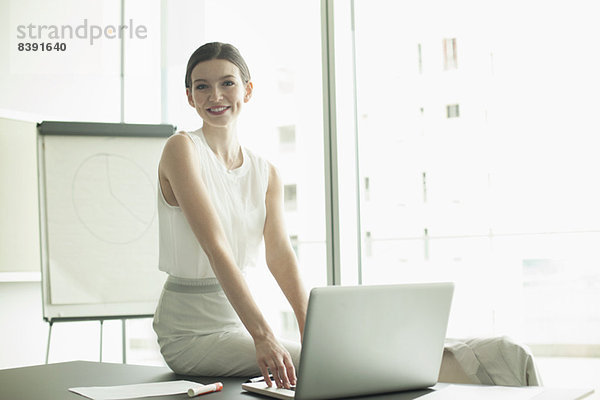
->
[0, 118, 39, 274]
[0, 281, 47, 369]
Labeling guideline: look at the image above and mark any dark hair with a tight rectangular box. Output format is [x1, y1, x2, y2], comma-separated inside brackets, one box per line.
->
[184, 42, 251, 89]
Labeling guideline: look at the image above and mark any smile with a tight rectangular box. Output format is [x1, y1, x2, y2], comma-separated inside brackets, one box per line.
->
[206, 106, 231, 115]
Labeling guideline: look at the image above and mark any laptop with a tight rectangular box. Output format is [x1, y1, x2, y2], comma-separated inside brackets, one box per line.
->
[242, 282, 454, 400]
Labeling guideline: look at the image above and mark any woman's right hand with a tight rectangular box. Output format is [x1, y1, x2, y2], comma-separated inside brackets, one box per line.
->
[254, 335, 296, 389]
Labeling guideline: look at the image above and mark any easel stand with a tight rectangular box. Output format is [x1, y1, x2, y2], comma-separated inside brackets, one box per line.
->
[45, 315, 153, 364]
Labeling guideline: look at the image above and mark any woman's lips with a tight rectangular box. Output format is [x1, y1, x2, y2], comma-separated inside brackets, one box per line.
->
[206, 106, 231, 115]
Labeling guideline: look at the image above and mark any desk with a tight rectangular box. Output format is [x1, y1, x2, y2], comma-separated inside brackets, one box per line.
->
[0, 361, 433, 400]
[0, 361, 593, 400]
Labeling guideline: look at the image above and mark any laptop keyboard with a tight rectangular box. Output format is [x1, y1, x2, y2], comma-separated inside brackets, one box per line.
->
[246, 376, 297, 391]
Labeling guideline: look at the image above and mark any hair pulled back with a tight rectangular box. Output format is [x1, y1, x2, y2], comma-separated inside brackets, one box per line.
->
[185, 42, 251, 89]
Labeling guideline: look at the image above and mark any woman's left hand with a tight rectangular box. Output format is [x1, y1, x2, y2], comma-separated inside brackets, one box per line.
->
[254, 335, 297, 389]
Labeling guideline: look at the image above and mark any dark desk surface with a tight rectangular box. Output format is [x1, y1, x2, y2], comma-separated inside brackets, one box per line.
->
[0, 361, 433, 400]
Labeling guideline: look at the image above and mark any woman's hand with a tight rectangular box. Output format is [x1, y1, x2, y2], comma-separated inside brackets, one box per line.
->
[254, 335, 296, 389]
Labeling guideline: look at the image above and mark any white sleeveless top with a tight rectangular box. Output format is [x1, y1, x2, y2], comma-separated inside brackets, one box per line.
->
[157, 129, 270, 279]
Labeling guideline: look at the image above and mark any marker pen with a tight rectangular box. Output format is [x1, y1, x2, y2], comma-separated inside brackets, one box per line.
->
[187, 382, 223, 397]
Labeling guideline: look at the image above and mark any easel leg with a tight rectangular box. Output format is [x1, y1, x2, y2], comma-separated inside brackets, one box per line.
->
[99, 320, 104, 362]
[121, 319, 127, 364]
[45, 321, 53, 364]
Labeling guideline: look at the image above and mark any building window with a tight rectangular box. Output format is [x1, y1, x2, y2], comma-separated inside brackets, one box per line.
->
[278, 125, 296, 152]
[446, 104, 460, 118]
[276, 67, 295, 95]
[417, 43, 423, 74]
[443, 38, 457, 70]
[284, 184, 297, 211]
[289, 234, 299, 256]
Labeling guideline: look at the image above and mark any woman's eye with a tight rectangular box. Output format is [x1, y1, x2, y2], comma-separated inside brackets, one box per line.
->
[223, 81, 235, 87]
[196, 84, 208, 90]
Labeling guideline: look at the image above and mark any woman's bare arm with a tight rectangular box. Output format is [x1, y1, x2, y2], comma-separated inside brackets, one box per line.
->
[159, 133, 295, 388]
[263, 163, 309, 339]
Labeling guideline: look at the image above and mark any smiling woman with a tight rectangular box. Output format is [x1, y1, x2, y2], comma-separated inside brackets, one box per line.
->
[174, 3, 328, 372]
[152, 42, 309, 389]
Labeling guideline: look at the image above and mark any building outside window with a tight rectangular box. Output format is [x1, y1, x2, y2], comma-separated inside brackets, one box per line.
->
[443, 37, 458, 70]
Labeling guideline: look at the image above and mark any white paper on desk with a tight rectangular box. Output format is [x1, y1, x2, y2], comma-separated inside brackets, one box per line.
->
[69, 380, 204, 400]
[419, 384, 544, 400]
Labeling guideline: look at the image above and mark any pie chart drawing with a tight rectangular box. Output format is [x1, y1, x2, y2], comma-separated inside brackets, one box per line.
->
[72, 153, 155, 244]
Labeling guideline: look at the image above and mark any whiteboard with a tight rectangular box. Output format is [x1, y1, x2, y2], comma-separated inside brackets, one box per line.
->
[37, 121, 173, 321]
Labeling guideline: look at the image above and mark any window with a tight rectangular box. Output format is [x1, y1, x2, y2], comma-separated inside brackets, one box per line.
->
[417, 43, 423, 74]
[446, 104, 460, 118]
[346, 0, 600, 351]
[278, 125, 296, 152]
[284, 184, 298, 212]
[276, 67, 295, 96]
[443, 38, 458, 70]
[2, 0, 127, 121]
[289, 235, 299, 256]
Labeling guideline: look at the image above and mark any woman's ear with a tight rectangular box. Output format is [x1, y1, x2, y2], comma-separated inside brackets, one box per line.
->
[186, 88, 195, 108]
[244, 81, 254, 103]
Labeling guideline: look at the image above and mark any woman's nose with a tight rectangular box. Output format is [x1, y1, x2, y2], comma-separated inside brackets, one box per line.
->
[209, 87, 222, 101]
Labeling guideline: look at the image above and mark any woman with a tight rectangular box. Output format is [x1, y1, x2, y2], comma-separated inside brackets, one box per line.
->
[153, 42, 307, 390]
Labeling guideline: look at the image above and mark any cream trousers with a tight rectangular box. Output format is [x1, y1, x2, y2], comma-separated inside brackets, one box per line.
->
[152, 276, 300, 376]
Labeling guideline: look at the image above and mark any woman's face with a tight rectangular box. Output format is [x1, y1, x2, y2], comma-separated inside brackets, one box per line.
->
[186, 59, 252, 130]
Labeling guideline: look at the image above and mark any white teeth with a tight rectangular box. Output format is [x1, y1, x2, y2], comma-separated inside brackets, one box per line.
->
[209, 106, 228, 112]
